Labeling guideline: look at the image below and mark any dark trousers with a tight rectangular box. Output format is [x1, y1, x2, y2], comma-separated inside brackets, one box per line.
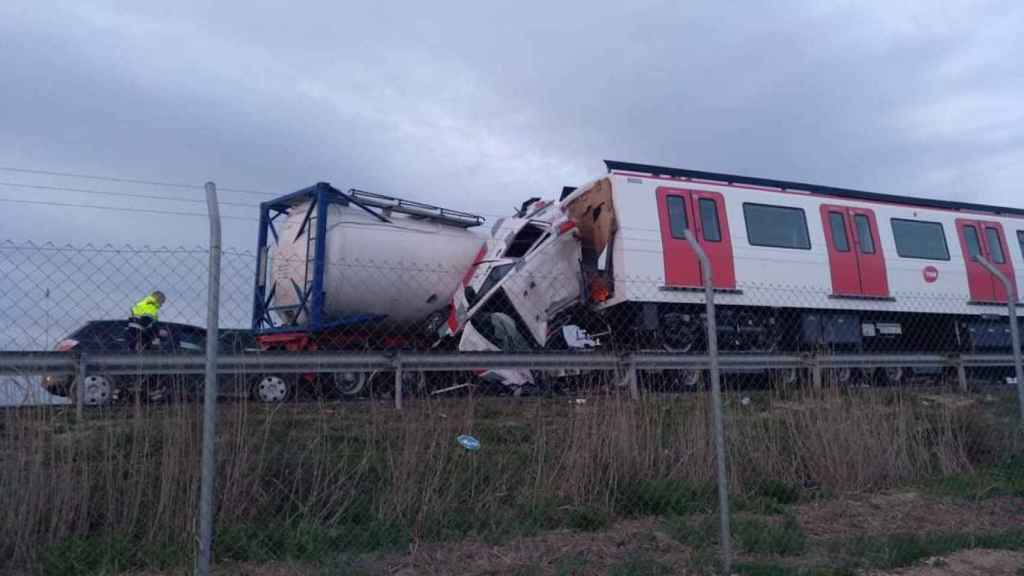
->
[126, 316, 157, 352]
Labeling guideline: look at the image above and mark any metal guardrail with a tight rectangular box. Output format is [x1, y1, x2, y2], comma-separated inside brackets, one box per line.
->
[1, 350, 1019, 376]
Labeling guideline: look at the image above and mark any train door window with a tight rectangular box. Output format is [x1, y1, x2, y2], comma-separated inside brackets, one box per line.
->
[743, 203, 811, 249]
[963, 225, 982, 261]
[666, 195, 689, 239]
[698, 198, 721, 242]
[854, 214, 875, 254]
[828, 212, 850, 252]
[985, 227, 1006, 264]
[891, 219, 950, 260]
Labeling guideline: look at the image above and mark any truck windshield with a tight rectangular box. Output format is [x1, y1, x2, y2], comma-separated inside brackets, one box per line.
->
[504, 224, 546, 258]
[468, 263, 515, 306]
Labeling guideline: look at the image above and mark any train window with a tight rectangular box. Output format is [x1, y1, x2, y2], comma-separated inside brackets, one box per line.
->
[743, 203, 811, 249]
[699, 198, 721, 242]
[1019, 231, 1024, 261]
[854, 214, 875, 254]
[963, 225, 982, 261]
[891, 218, 950, 260]
[985, 227, 1005, 264]
[666, 195, 688, 239]
[828, 212, 849, 252]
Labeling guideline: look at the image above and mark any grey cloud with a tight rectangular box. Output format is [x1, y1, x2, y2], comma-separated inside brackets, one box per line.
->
[0, 0, 1022, 252]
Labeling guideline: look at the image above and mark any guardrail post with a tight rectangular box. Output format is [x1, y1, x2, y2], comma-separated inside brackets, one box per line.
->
[976, 256, 1024, 421]
[394, 357, 403, 411]
[683, 230, 732, 575]
[811, 356, 823, 392]
[196, 182, 222, 576]
[628, 359, 640, 400]
[76, 353, 87, 419]
[956, 359, 968, 393]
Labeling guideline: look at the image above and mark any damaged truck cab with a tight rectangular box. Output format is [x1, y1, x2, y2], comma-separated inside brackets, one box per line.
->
[440, 179, 619, 383]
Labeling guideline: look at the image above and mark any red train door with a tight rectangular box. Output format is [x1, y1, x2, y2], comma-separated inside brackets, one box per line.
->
[656, 187, 736, 289]
[820, 205, 889, 297]
[956, 219, 1015, 302]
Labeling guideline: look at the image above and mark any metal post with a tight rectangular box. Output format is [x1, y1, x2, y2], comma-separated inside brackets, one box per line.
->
[76, 353, 87, 419]
[682, 230, 731, 574]
[976, 256, 1024, 421]
[394, 358, 403, 411]
[196, 182, 222, 576]
[812, 357, 822, 392]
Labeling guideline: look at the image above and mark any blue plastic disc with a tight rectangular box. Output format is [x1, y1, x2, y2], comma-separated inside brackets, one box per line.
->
[457, 435, 481, 451]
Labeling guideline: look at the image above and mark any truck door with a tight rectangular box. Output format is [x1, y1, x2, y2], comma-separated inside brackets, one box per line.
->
[956, 219, 1015, 302]
[656, 187, 736, 290]
[820, 205, 889, 297]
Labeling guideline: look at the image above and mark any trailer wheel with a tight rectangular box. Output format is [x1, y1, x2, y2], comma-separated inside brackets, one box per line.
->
[399, 370, 428, 396]
[253, 375, 293, 403]
[330, 371, 368, 397]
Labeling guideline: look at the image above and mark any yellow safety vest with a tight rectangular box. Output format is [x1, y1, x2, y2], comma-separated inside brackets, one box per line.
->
[131, 296, 161, 320]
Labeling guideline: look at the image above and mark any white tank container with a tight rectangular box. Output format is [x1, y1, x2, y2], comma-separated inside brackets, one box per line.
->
[270, 199, 484, 328]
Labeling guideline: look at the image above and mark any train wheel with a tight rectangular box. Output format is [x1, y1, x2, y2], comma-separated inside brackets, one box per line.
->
[876, 367, 905, 387]
[832, 367, 854, 387]
[253, 375, 293, 403]
[669, 369, 703, 389]
[779, 368, 800, 387]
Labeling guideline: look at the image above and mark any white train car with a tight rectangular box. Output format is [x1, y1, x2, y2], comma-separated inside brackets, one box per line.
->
[590, 161, 1021, 316]
[448, 161, 1024, 382]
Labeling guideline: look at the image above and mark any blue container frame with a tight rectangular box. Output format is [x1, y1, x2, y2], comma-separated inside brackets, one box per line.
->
[252, 182, 386, 335]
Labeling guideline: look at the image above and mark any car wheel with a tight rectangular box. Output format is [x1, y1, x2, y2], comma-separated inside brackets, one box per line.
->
[78, 375, 114, 407]
[253, 375, 293, 403]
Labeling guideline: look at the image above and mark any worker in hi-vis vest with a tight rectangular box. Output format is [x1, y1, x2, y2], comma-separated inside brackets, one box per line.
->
[127, 291, 166, 351]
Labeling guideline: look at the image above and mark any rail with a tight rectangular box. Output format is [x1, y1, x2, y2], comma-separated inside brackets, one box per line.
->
[2, 350, 1020, 376]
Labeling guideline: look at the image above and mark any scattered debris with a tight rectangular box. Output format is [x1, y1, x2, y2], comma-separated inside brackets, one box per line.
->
[457, 435, 481, 451]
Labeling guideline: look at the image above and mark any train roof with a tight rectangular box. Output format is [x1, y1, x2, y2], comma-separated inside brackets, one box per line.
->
[605, 160, 1024, 219]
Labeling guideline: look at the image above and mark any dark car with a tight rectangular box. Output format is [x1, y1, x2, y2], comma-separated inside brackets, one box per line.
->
[42, 320, 257, 406]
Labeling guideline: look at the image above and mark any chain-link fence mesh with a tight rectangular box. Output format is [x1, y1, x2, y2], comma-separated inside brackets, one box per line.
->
[2, 238, 1023, 574]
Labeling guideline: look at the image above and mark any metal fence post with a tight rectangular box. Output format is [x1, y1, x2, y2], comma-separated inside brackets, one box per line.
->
[956, 359, 968, 393]
[976, 257, 1024, 421]
[811, 356, 823, 392]
[683, 230, 732, 574]
[76, 353, 87, 418]
[196, 182, 222, 576]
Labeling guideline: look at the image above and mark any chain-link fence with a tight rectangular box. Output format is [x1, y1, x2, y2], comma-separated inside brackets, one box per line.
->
[2, 229, 1024, 575]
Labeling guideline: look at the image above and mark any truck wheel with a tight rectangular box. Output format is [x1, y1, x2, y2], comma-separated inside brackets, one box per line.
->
[330, 371, 368, 398]
[254, 375, 293, 403]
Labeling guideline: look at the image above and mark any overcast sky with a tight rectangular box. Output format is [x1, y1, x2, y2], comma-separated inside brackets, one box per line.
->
[1, 0, 1022, 252]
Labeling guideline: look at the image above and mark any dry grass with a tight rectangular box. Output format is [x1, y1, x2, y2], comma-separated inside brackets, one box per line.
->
[0, 375, 1019, 574]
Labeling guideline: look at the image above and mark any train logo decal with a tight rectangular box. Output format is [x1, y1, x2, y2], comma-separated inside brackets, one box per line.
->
[922, 266, 939, 283]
